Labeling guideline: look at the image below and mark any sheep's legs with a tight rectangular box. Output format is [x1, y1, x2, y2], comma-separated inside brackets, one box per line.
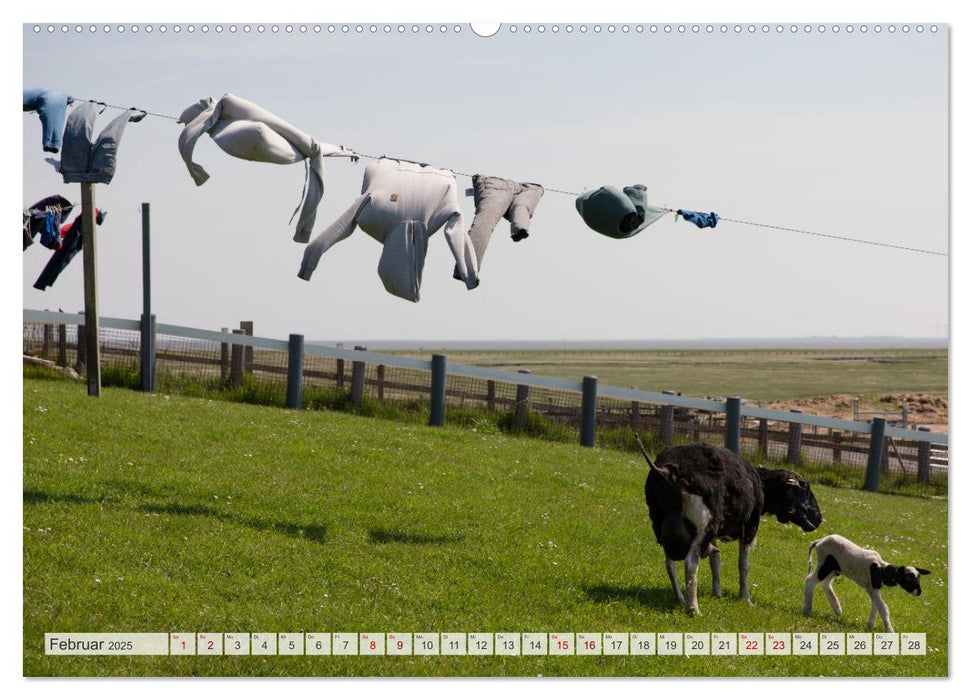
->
[868, 591, 893, 632]
[738, 541, 755, 603]
[803, 572, 819, 615]
[709, 548, 722, 597]
[665, 558, 685, 605]
[821, 575, 842, 616]
[684, 546, 702, 615]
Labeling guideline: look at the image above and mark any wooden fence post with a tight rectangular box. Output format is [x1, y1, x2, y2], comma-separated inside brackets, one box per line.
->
[486, 380, 496, 412]
[76, 321, 87, 374]
[377, 365, 386, 401]
[916, 427, 931, 484]
[350, 346, 366, 408]
[240, 321, 254, 375]
[43, 323, 52, 357]
[515, 370, 531, 430]
[661, 390, 675, 446]
[230, 329, 244, 388]
[758, 418, 769, 458]
[786, 409, 803, 465]
[81, 182, 100, 397]
[832, 431, 843, 463]
[220, 327, 230, 380]
[57, 323, 67, 367]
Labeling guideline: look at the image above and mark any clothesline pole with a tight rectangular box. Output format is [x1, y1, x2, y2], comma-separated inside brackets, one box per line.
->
[80, 182, 101, 397]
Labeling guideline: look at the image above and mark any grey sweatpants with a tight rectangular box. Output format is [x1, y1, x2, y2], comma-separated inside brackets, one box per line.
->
[455, 175, 544, 278]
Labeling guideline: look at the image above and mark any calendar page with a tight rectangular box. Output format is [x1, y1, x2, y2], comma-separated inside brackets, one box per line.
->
[20, 3, 950, 682]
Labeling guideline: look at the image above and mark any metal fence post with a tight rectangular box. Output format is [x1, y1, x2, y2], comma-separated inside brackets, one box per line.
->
[429, 354, 447, 427]
[725, 397, 741, 454]
[916, 427, 931, 484]
[230, 329, 244, 388]
[515, 370, 531, 430]
[285, 334, 304, 409]
[580, 375, 598, 448]
[661, 390, 675, 446]
[786, 409, 803, 465]
[864, 417, 887, 492]
[140, 313, 156, 392]
[351, 346, 367, 408]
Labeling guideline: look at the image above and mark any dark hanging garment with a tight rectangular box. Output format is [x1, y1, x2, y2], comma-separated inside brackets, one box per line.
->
[33, 209, 106, 291]
[677, 209, 720, 229]
[575, 184, 668, 239]
[23, 195, 74, 251]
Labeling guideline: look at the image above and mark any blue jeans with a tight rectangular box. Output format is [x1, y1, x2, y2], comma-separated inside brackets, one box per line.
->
[23, 88, 74, 153]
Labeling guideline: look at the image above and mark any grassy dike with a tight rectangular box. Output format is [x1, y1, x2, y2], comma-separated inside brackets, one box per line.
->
[23, 378, 948, 676]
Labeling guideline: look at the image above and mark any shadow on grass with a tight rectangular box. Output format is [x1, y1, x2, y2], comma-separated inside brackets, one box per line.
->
[23, 489, 117, 506]
[583, 583, 679, 610]
[139, 502, 329, 544]
[368, 528, 465, 545]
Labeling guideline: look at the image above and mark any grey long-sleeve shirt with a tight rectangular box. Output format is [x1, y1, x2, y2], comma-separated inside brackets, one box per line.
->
[178, 93, 358, 243]
[298, 158, 479, 302]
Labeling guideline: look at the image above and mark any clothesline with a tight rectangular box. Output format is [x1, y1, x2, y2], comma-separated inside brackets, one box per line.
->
[64, 98, 947, 258]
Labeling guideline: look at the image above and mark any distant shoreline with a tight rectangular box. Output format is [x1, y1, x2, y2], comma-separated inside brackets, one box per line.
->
[307, 338, 949, 351]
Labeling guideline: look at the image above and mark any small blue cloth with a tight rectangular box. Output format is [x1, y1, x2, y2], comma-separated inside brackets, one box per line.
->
[23, 88, 75, 153]
[677, 209, 719, 229]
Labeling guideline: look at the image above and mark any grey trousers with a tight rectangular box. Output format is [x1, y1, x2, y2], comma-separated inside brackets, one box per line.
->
[55, 102, 145, 184]
[455, 175, 544, 278]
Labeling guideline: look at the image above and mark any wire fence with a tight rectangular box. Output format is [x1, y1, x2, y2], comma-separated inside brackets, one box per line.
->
[23, 315, 948, 498]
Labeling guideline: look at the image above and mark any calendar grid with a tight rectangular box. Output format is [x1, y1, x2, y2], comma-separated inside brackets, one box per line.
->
[43, 632, 928, 657]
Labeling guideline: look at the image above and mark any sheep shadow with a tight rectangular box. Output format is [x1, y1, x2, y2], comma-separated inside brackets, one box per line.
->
[583, 583, 679, 610]
[139, 502, 329, 544]
[368, 528, 465, 545]
[23, 489, 117, 506]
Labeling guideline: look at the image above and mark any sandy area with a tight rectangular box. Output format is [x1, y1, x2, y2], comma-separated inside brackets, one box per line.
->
[763, 393, 948, 433]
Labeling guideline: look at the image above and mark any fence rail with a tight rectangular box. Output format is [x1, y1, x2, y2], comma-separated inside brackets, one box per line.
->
[23, 309, 948, 497]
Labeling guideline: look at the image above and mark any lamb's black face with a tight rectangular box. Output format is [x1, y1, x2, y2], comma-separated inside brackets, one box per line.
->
[898, 566, 931, 596]
[778, 473, 823, 532]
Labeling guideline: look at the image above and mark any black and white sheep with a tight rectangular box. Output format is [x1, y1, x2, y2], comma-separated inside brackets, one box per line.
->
[803, 534, 931, 632]
[638, 437, 822, 614]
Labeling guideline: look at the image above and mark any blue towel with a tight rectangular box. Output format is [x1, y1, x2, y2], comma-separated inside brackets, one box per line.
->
[677, 209, 719, 229]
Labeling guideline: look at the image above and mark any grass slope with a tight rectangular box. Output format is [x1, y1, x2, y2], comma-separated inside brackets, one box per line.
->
[23, 379, 948, 677]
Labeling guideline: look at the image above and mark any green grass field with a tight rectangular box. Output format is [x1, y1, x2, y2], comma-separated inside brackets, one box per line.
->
[23, 378, 948, 677]
[387, 348, 948, 401]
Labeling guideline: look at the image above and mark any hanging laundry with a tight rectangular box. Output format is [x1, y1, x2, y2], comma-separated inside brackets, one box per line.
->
[298, 158, 479, 302]
[46, 102, 146, 184]
[677, 209, 719, 229]
[453, 174, 544, 279]
[33, 209, 106, 291]
[23, 195, 74, 251]
[575, 185, 668, 239]
[177, 93, 359, 243]
[23, 88, 75, 153]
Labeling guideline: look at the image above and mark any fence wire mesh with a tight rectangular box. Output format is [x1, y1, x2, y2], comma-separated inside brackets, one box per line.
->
[23, 320, 947, 498]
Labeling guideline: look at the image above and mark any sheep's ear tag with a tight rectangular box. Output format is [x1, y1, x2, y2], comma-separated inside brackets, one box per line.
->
[786, 477, 800, 486]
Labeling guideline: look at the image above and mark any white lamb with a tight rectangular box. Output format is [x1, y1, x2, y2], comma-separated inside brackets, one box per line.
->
[803, 534, 930, 632]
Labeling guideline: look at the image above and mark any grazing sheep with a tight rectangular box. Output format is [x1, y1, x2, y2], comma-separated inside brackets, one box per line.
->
[803, 534, 931, 632]
[638, 436, 822, 615]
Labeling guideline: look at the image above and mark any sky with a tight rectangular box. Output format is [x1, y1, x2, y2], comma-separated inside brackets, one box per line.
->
[18, 16, 949, 342]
